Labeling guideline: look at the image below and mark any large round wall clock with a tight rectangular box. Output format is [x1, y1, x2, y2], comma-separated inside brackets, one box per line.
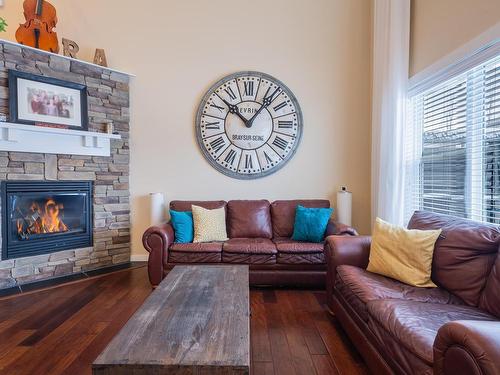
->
[195, 71, 303, 179]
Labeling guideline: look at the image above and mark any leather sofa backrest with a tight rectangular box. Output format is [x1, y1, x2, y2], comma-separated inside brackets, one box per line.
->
[227, 200, 272, 239]
[408, 211, 500, 307]
[271, 199, 330, 238]
[169, 200, 227, 212]
[479, 249, 500, 318]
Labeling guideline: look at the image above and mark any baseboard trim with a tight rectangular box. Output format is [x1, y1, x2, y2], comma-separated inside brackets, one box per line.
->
[131, 254, 149, 262]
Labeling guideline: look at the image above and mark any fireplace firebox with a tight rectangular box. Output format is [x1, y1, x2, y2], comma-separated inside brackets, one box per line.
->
[1, 181, 93, 260]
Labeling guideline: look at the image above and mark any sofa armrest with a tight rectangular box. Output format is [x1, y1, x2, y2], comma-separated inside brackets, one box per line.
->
[142, 223, 175, 287]
[324, 236, 371, 305]
[434, 320, 500, 375]
[325, 235, 371, 273]
[325, 219, 358, 236]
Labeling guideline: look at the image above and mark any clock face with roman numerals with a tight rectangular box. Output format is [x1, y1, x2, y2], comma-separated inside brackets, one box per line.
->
[195, 71, 303, 179]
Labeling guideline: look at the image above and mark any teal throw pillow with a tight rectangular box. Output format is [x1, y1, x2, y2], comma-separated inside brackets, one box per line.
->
[170, 210, 194, 243]
[292, 205, 333, 243]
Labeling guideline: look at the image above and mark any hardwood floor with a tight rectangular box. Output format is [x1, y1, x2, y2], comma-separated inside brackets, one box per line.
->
[0, 266, 368, 375]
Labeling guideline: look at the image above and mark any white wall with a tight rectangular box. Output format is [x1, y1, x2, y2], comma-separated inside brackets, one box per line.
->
[410, 0, 500, 75]
[1, 0, 373, 256]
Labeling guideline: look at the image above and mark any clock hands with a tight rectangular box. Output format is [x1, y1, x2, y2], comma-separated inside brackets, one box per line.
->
[221, 98, 251, 128]
[219, 86, 281, 128]
[247, 86, 281, 127]
[247, 103, 268, 127]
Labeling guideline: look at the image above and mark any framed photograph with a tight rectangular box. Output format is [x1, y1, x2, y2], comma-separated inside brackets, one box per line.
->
[8, 70, 88, 130]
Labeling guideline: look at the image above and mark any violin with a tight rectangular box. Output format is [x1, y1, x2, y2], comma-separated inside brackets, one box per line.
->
[15, 0, 59, 53]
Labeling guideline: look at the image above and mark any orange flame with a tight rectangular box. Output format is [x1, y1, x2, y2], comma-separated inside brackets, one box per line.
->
[17, 219, 23, 234]
[41, 199, 68, 233]
[17, 198, 69, 237]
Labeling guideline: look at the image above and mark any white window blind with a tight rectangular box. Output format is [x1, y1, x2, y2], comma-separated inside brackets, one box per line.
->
[405, 53, 500, 224]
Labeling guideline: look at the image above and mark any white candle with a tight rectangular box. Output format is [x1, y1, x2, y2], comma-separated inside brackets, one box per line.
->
[149, 192, 165, 226]
[337, 186, 352, 226]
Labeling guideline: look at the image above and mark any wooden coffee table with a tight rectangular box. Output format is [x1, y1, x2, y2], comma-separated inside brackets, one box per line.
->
[92, 265, 250, 375]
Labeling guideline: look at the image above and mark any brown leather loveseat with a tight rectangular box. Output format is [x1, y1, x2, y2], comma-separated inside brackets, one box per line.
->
[325, 210, 500, 375]
[143, 199, 356, 288]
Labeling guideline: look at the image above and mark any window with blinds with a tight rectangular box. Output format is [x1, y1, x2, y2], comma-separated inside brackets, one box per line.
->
[405, 53, 500, 224]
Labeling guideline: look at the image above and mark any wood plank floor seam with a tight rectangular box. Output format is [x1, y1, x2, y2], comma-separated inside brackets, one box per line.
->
[0, 266, 367, 375]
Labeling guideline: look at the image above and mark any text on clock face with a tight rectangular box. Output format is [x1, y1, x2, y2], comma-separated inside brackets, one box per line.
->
[196, 72, 302, 179]
[232, 134, 265, 141]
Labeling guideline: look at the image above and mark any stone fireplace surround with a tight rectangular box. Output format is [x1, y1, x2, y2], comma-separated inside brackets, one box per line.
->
[0, 40, 132, 289]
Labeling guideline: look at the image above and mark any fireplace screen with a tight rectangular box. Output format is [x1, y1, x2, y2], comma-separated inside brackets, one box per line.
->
[2, 181, 93, 260]
[11, 193, 87, 240]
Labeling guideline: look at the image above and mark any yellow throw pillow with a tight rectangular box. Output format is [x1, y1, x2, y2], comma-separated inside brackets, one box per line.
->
[192, 205, 228, 243]
[367, 218, 441, 288]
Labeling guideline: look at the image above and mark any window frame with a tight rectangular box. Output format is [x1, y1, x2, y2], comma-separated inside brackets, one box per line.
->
[405, 40, 500, 224]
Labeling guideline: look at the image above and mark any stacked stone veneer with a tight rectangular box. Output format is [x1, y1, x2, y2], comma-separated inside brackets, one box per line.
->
[0, 41, 131, 289]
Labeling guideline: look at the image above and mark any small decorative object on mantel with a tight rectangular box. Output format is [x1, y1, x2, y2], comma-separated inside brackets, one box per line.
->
[15, 0, 60, 53]
[62, 37, 79, 58]
[0, 17, 7, 32]
[106, 123, 113, 134]
[93, 48, 108, 67]
[8, 70, 88, 130]
[35, 122, 69, 129]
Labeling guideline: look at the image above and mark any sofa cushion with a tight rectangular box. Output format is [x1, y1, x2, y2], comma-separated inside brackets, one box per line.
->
[170, 242, 222, 253]
[223, 238, 277, 254]
[367, 300, 497, 369]
[277, 252, 325, 265]
[408, 211, 500, 306]
[168, 242, 222, 263]
[274, 238, 324, 253]
[169, 210, 193, 243]
[274, 238, 325, 264]
[192, 205, 228, 243]
[271, 200, 330, 238]
[227, 200, 272, 239]
[292, 205, 333, 243]
[170, 200, 226, 212]
[367, 217, 441, 288]
[479, 251, 500, 318]
[335, 265, 463, 322]
[222, 238, 276, 264]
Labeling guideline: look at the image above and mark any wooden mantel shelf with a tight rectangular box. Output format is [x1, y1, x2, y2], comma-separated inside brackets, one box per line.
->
[0, 39, 135, 77]
[0, 122, 121, 157]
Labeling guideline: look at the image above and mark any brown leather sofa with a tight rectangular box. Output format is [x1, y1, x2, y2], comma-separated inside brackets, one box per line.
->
[143, 199, 356, 288]
[325, 210, 500, 375]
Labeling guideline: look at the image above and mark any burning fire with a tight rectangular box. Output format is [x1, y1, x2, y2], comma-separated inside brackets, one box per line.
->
[17, 198, 68, 238]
